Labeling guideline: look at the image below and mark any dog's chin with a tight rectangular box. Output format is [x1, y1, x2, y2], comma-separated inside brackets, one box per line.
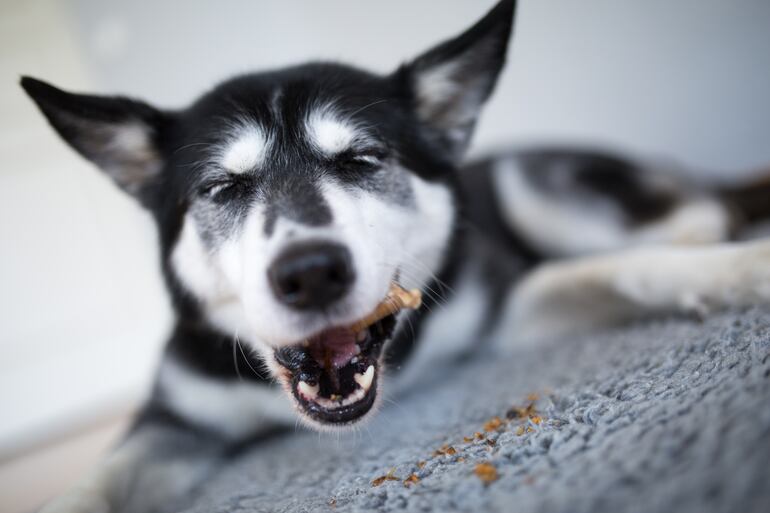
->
[272, 313, 397, 427]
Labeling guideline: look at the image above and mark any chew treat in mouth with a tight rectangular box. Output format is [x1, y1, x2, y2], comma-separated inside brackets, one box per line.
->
[348, 285, 422, 333]
[274, 284, 422, 424]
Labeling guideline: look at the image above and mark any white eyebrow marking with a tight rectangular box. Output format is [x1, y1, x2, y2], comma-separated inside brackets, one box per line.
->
[305, 109, 358, 155]
[221, 127, 269, 174]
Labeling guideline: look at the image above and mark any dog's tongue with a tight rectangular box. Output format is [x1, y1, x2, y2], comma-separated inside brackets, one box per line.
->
[308, 328, 358, 369]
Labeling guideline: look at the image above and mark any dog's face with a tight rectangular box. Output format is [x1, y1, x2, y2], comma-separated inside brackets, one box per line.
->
[23, 0, 514, 428]
[168, 67, 461, 428]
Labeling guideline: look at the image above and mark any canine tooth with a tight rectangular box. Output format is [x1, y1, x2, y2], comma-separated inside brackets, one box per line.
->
[354, 365, 375, 391]
[298, 381, 319, 399]
[354, 344, 362, 354]
[351, 356, 359, 364]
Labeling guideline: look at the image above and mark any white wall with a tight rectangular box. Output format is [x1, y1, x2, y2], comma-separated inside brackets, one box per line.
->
[2, 0, 770, 453]
[0, 0, 169, 455]
[69, 0, 770, 174]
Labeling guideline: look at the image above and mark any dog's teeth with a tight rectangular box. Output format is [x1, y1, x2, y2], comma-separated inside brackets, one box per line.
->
[354, 365, 375, 391]
[351, 356, 359, 364]
[298, 381, 319, 399]
[354, 344, 362, 354]
[356, 331, 367, 342]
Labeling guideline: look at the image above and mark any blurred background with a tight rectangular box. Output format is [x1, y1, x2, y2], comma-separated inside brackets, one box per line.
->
[1, 0, 770, 510]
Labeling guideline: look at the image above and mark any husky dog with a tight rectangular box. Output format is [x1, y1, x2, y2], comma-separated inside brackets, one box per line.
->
[22, 1, 770, 511]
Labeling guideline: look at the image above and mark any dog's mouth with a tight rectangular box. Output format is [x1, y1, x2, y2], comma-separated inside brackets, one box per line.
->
[273, 285, 421, 425]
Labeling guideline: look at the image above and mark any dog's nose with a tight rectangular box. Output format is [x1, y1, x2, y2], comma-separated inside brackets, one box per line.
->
[268, 242, 355, 310]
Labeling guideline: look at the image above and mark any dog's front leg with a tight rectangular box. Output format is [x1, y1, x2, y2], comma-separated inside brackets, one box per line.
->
[38, 406, 231, 513]
[508, 239, 770, 342]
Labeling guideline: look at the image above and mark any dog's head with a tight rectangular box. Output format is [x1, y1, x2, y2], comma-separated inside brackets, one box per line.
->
[22, 0, 515, 429]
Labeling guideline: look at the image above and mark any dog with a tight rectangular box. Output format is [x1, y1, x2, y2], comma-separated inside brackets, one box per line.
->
[21, 1, 770, 511]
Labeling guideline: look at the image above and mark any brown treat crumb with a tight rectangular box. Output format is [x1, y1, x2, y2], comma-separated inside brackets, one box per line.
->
[474, 462, 499, 484]
[403, 474, 420, 487]
[371, 468, 400, 487]
[526, 426, 534, 433]
[516, 426, 525, 436]
[530, 415, 543, 425]
[463, 436, 475, 443]
[485, 438, 496, 446]
[475, 432, 485, 440]
[417, 461, 426, 469]
[328, 497, 337, 508]
[506, 402, 536, 420]
[483, 416, 504, 432]
[433, 444, 457, 457]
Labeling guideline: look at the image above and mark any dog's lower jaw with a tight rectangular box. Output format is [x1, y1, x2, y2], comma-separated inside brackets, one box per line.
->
[272, 359, 383, 431]
[288, 363, 383, 431]
[270, 313, 398, 429]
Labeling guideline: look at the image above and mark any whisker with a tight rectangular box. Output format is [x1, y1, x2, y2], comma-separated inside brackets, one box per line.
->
[171, 141, 212, 156]
[349, 99, 388, 117]
[232, 330, 244, 382]
[237, 338, 265, 380]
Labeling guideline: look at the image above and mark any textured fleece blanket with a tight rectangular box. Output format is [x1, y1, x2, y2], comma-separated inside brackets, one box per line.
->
[180, 309, 770, 513]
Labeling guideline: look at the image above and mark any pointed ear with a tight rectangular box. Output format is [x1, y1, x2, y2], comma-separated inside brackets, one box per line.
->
[20, 76, 170, 203]
[399, 0, 516, 160]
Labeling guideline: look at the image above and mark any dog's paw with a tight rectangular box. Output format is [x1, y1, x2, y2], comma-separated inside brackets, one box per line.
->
[39, 490, 110, 513]
[678, 291, 711, 321]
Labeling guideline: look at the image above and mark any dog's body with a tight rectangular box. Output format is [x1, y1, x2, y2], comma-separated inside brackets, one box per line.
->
[22, 1, 770, 512]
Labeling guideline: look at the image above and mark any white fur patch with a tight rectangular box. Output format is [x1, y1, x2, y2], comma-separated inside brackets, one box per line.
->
[493, 157, 627, 256]
[109, 122, 154, 154]
[493, 156, 731, 256]
[171, 217, 219, 297]
[160, 360, 294, 439]
[415, 61, 462, 122]
[170, 215, 251, 337]
[414, 60, 487, 151]
[305, 110, 358, 155]
[101, 121, 162, 192]
[221, 127, 269, 174]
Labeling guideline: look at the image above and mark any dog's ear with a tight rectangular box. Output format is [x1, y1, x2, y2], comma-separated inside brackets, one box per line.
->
[399, 0, 516, 160]
[21, 76, 170, 205]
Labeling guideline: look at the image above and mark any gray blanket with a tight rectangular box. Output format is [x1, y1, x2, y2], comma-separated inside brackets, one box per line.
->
[181, 309, 770, 513]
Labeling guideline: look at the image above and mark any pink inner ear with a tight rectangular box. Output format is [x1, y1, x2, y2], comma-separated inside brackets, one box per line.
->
[308, 327, 358, 369]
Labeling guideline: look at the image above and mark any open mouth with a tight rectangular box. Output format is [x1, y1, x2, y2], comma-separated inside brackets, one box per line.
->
[273, 284, 421, 425]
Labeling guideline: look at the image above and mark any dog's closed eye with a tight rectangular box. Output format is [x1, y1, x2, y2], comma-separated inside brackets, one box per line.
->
[198, 177, 251, 203]
[334, 150, 387, 171]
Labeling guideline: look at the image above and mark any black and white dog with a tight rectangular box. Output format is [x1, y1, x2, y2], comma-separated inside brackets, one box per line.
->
[22, 1, 770, 511]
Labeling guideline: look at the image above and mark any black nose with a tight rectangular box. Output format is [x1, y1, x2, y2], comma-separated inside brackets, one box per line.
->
[268, 242, 355, 310]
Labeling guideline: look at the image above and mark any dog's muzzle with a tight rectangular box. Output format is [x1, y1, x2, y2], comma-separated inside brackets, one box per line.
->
[272, 284, 421, 425]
